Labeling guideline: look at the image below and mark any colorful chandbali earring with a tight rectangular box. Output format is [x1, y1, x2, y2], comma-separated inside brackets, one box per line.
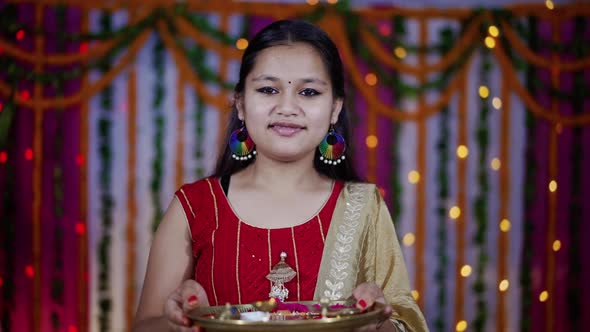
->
[318, 125, 346, 165]
[229, 122, 256, 161]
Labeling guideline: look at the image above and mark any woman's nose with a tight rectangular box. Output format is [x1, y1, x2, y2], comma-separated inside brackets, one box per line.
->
[276, 92, 300, 116]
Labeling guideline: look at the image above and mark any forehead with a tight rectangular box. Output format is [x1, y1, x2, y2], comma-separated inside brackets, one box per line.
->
[248, 42, 330, 81]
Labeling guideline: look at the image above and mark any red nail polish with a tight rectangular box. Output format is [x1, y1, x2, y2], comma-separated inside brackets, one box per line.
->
[358, 299, 367, 308]
[188, 295, 198, 305]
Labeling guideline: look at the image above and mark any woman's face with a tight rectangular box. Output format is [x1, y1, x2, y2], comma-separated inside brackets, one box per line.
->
[237, 42, 343, 163]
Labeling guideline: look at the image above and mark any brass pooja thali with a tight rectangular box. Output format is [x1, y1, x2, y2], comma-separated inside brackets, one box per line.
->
[187, 299, 387, 332]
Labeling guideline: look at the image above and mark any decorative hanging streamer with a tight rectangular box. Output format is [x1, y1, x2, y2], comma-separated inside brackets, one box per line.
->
[366, 83, 377, 183]
[388, 15, 405, 225]
[32, 4, 45, 332]
[545, 18, 561, 332]
[454, 49, 470, 330]
[150, 35, 165, 233]
[97, 11, 114, 331]
[175, 71, 185, 189]
[216, 15, 230, 158]
[433, 25, 455, 332]
[50, 5, 67, 330]
[125, 66, 137, 331]
[567, 17, 585, 330]
[473, 47, 491, 331]
[78, 9, 90, 332]
[497, 30, 513, 332]
[0, 30, 151, 110]
[414, 17, 428, 310]
[189, 41, 206, 179]
[360, 15, 483, 75]
[0, 99, 17, 331]
[519, 17, 537, 332]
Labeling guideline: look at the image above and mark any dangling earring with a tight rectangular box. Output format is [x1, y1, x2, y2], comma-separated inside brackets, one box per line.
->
[229, 122, 256, 161]
[318, 125, 346, 165]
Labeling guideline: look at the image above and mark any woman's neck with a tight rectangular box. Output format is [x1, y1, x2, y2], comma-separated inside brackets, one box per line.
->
[235, 154, 329, 192]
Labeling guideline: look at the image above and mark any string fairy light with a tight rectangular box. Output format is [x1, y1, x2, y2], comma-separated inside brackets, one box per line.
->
[365, 135, 378, 148]
[552, 240, 561, 252]
[549, 180, 557, 192]
[408, 170, 420, 184]
[539, 290, 549, 302]
[491, 158, 501, 171]
[403, 233, 416, 247]
[499, 279, 509, 292]
[484, 36, 496, 49]
[478, 85, 490, 98]
[500, 218, 511, 232]
[235, 38, 248, 50]
[545, 0, 554, 10]
[394, 47, 407, 59]
[364, 73, 378, 86]
[457, 145, 469, 159]
[488, 25, 499, 37]
[449, 206, 461, 219]
[460, 264, 472, 277]
[456, 320, 468, 332]
[492, 97, 502, 110]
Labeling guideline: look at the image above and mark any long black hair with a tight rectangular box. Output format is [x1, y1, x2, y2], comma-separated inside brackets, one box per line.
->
[212, 20, 362, 182]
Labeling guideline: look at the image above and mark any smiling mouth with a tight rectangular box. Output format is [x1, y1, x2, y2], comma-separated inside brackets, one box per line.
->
[268, 123, 306, 137]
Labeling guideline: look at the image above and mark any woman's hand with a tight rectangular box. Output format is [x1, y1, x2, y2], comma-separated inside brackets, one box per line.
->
[164, 279, 210, 331]
[352, 282, 394, 331]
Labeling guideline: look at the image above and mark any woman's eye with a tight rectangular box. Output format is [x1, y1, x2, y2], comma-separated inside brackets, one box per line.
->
[257, 87, 278, 94]
[300, 88, 320, 97]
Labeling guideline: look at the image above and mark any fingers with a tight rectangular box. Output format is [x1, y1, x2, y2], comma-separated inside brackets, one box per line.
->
[180, 279, 210, 312]
[352, 282, 385, 311]
[165, 289, 192, 327]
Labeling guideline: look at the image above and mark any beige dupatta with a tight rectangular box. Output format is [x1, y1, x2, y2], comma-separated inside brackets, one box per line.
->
[313, 183, 429, 332]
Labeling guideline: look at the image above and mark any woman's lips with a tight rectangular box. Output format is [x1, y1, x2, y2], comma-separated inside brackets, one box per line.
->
[269, 123, 305, 137]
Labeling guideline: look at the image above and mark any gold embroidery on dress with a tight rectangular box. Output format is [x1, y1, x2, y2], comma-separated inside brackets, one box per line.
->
[206, 178, 219, 305]
[323, 184, 367, 300]
[236, 220, 242, 304]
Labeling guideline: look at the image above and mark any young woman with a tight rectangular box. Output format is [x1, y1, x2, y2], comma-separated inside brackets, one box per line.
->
[133, 20, 428, 332]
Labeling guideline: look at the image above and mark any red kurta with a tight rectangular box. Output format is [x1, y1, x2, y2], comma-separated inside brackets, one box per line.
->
[175, 177, 344, 305]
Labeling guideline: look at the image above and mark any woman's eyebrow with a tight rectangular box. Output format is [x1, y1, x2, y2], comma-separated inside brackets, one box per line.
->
[251, 75, 327, 86]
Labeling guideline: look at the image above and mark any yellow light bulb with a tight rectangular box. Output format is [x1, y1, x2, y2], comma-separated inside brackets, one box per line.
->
[488, 25, 500, 37]
[539, 290, 549, 302]
[449, 206, 461, 219]
[485, 36, 496, 49]
[545, 0, 554, 10]
[492, 97, 502, 110]
[235, 38, 249, 50]
[408, 170, 420, 184]
[365, 135, 378, 148]
[549, 180, 557, 192]
[499, 279, 509, 292]
[460, 265, 472, 277]
[457, 145, 469, 159]
[306, 0, 319, 4]
[456, 320, 468, 332]
[403, 233, 416, 247]
[552, 240, 561, 252]
[500, 219, 511, 232]
[394, 47, 407, 59]
[479, 86, 490, 99]
[491, 158, 501, 171]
